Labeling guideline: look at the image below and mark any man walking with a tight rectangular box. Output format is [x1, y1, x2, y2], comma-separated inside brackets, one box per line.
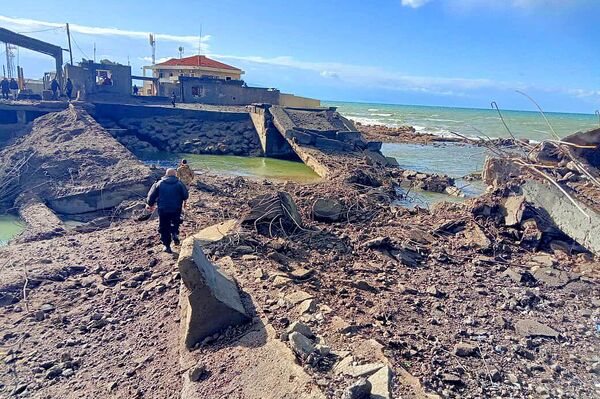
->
[146, 168, 189, 253]
[176, 159, 194, 186]
[9, 78, 18, 99]
[50, 78, 60, 100]
[1, 78, 9, 100]
[65, 78, 73, 100]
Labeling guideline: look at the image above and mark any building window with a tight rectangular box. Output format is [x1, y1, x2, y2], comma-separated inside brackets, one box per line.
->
[169, 73, 173, 77]
[96, 70, 113, 86]
[192, 86, 206, 98]
[226, 76, 231, 81]
[159, 72, 163, 78]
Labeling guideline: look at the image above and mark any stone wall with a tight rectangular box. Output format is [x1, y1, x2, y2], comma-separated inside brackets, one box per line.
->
[98, 115, 263, 157]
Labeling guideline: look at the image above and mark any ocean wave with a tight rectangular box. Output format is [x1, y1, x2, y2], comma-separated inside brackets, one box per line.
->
[367, 108, 379, 112]
[349, 116, 395, 127]
[370, 113, 394, 117]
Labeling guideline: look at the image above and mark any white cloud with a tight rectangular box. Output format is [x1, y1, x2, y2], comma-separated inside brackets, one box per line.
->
[401, 0, 432, 8]
[212, 53, 600, 104]
[320, 70, 339, 79]
[0, 15, 210, 50]
[212, 53, 498, 95]
[401, 0, 591, 10]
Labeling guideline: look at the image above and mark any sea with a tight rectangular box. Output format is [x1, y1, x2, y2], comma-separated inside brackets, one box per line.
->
[325, 101, 599, 143]
[325, 100, 599, 184]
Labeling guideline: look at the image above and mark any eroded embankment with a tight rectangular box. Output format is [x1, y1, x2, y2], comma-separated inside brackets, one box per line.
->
[0, 105, 159, 240]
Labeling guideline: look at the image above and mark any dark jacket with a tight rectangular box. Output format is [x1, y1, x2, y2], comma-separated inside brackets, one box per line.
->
[9, 79, 18, 90]
[65, 80, 73, 91]
[147, 175, 189, 213]
[0, 79, 8, 91]
[50, 79, 59, 91]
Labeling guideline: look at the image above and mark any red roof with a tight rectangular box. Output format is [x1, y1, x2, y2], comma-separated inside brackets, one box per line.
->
[155, 55, 241, 71]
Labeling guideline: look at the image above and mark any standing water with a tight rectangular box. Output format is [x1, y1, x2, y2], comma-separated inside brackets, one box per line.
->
[0, 215, 25, 246]
[138, 152, 322, 183]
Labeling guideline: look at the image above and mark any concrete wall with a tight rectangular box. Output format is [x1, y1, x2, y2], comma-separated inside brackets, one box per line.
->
[92, 103, 250, 122]
[66, 62, 132, 100]
[179, 77, 279, 105]
[248, 105, 296, 159]
[521, 180, 600, 254]
[279, 93, 321, 108]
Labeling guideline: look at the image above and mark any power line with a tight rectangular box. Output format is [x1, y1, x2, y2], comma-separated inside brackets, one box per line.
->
[16, 27, 64, 34]
[70, 32, 90, 60]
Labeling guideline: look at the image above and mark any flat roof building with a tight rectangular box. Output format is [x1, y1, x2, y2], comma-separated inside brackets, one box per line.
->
[144, 55, 243, 84]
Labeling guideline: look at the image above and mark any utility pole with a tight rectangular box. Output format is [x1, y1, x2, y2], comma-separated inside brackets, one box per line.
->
[66, 23, 73, 64]
[93, 42, 96, 63]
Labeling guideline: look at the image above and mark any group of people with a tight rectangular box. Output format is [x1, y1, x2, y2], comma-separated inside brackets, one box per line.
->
[49, 77, 74, 100]
[146, 159, 195, 253]
[0, 77, 19, 100]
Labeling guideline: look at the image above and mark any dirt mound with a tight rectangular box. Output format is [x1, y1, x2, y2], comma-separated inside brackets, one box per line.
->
[0, 105, 158, 214]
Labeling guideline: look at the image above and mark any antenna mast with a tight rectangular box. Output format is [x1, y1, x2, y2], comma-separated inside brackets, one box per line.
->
[149, 34, 156, 65]
[198, 25, 202, 66]
[5, 43, 16, 78]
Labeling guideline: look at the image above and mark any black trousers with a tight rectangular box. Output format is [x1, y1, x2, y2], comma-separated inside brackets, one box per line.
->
[158, 210, 181, 247]
[1, 91, 8, 99]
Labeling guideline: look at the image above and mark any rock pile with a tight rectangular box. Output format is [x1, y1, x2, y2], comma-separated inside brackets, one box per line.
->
[98, 115, 262, 156]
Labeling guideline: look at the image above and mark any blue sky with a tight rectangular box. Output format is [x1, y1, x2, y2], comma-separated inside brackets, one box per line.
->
[1, 0, 599, 113]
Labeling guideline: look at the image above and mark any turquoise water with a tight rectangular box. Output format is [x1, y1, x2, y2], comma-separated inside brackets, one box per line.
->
[326, 101, 599, 142]
[0, 215, 25, 246]
[382, 142, 487, 206]
[139, 152, 322, 183]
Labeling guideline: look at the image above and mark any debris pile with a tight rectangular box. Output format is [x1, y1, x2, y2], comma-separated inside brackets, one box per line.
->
[0, 106, 157, 214]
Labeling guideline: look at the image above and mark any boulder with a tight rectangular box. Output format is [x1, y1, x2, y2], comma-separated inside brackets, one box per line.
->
[178, 231, 249, 349]
[515, 319, 559, 338]
[502, 196, 526, 226]
[312, 198, 344, 222]
[289, 331, 315, 358]
[243, 192, 303, 234]
[367, 365, 392, 399]
[532, 267, 579, 288]
[344, 378, 372, 399]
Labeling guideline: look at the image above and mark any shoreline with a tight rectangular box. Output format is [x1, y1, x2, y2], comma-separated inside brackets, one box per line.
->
[355, 121, 527, 148]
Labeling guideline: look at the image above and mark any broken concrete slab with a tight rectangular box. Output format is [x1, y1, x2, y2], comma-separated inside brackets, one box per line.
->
[532, 267, 579, 288]
[178, 234, 249, 349]
[285, 291, 314, 306]
[192, 219, 238, 246]
[367, 365, 393, 399]
[515, 319, 559, 338]
[243, 191, 303, 234]
[482, 157, 523, 187]
[521, 180, 600, 254]
[502, 195, 526, 226]
[289, 331, 315, 358]
[14, 197, 66, 243]
[463, 223, 492, 250]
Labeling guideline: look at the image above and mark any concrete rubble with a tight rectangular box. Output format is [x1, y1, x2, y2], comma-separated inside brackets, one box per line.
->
[0, 102, 599, 399]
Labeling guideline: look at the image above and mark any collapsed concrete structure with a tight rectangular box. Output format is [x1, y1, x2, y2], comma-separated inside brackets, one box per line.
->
[178, 220, 250, 349]
[0, 106, 158, 239]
